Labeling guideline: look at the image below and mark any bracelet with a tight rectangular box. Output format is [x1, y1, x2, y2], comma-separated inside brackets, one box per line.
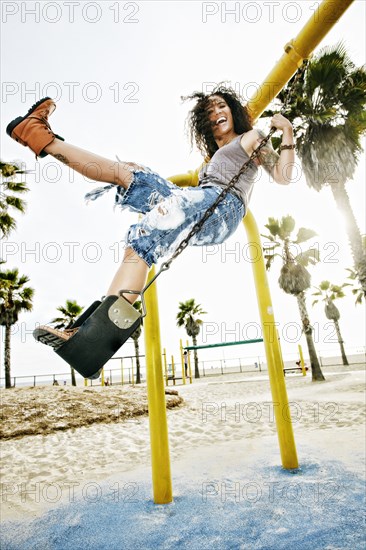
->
[280, 144, 296, 151]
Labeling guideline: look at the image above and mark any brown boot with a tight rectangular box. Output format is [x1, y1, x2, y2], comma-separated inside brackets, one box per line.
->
[6, 97, 64, 158]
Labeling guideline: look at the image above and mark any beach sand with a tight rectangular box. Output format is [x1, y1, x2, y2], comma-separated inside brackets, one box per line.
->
[0, 385, 183, 440]
[1, 365, 365, 548]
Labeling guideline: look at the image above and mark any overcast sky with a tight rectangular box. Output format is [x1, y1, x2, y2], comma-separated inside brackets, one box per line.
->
[1, 1, 365, 381]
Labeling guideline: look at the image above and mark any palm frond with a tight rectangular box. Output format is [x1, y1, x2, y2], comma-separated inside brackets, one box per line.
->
[3, 181, 29, 193]
[295, 227, 318, 244]
[264, 217, 281, 238]
[6, 196, 26, 213]
[260, 233, 280, 244]
[279, 216, 296, 240]
[295, 248, 320, 267]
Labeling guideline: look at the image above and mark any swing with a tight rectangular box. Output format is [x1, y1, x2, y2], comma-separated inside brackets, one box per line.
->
[34, 293, 144, 379]
[33, 66, 305, 380]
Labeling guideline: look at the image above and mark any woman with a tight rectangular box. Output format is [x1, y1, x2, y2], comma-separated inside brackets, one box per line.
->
[7, 85, 295, 345]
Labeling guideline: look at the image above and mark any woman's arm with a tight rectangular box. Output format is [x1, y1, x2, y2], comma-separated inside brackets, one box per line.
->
[269, 114, 295, 185]
[242, 114, 295, 185]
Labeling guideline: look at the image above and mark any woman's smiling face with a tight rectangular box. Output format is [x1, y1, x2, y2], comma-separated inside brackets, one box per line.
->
[206, 95, 235, 142]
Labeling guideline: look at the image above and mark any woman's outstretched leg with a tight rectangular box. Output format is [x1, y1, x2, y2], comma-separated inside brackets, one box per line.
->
[6, 97, 133, 188]
[33, 246, 148, 350]
[7, 97, 149, 298]
[44, 139, 133, 188]
[9, 98, 151, 368]
[106, 247, 149, 302]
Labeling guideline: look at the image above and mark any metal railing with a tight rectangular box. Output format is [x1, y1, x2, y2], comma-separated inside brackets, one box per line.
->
[1, 348, 365, 388]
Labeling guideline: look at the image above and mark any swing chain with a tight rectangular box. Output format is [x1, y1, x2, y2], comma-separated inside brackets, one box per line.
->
[141, 62, 307, 298]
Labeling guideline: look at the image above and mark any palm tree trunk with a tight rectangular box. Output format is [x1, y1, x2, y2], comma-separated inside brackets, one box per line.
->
[331, 182, 366, 296]
[333, 319, 349, 366]
[296, 293, 325, 381]
[134, 339, 141, 384]
[70, 367, 77, 386]
[192, 336, 200, 379]
[4, 325, 12, 389]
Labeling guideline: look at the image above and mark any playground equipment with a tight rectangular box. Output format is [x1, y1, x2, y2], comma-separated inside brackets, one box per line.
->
[185, 338, 264, 376]
[186, 339, 265, 376]
[35, 0, 354, 383]
[35, 2, 307, 378]
[298, 344, 307, 375]
[164, 341, 193, 386]
[34, 296, 142, 379]
[185, 338, 264, 351]
[141, 0, 356, 504]
[29, 0, 356, 505]
[181, 339, 193, 384]
[283, 345, 308, 376]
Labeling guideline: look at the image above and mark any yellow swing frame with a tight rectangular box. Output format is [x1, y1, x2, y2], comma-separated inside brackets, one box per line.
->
[142, 0, 356, 504]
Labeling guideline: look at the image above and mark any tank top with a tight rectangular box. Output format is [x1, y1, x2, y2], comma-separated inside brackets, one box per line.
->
[198, 133, 258, 207]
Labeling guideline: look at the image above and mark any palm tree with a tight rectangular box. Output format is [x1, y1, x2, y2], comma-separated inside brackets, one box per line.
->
[176, 299, 206, 379]
[344, 267, 364, 306]
[0, 161, 29, 239]
[344, 236, 366, 306]
[0, 267, 34, 388]
[312, 281, 349, 366]
[51, 299, 83, 386]
[262, 215, 325, 381]
[264, 43, 366, 295]
[131, 300, 143, 384]
[52, 299, 83, 329]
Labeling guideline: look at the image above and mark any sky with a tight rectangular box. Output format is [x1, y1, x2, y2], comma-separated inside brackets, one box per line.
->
[0, 0, 365, 381]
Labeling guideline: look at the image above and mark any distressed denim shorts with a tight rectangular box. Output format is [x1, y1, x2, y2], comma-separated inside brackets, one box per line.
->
[85, 167, 245, 267]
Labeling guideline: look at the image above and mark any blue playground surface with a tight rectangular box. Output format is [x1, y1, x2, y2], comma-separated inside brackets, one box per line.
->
[1, 440, 365, 550]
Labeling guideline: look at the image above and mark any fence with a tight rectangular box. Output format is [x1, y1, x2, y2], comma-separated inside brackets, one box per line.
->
[1, 347, 365, 388]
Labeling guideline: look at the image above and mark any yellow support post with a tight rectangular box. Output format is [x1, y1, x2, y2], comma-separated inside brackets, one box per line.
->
[247, 0, 355, 119]
[101, 368, 105, 387]
[141, 0, 355, 499]
[84, 378, 88, 387]
[186, 340, 193, 384]
[244, 211, 298, 469]
[298, 345, 307, 376]
[180, 339, 186, 385]
[171, 356, 176, 386]
[144, 267, 173, 504]
[163, 348, 168, 386]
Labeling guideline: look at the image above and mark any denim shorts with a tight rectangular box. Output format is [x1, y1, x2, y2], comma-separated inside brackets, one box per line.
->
[85, 167, 245, 267]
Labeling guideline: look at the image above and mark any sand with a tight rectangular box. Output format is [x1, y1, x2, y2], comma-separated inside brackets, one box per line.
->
[1, 366, 365, 528]
[0, 385, 182, 440]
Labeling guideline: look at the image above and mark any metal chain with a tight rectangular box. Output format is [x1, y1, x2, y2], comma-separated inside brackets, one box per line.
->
[140, 62, 307, 297]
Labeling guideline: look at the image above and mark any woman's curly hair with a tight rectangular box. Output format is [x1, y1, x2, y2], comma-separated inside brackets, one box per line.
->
[182, 84, 253, 159]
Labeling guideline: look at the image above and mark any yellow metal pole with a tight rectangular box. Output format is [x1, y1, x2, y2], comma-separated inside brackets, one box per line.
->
[84, 378, 88, 387]
[180, 339, 186, 385]
[171, 356, 176, 386]
[141, 0, 354, 496]
[101, 368, 105, 387]
[298, 345, 307, 376]
[144, 267, 173, 504]
[243, 211, 298, 469]
[163, 348, 168, 386]
[186, 340, 193, 384]
[247, 0, 355, 119]
[276, 329, 285, 374]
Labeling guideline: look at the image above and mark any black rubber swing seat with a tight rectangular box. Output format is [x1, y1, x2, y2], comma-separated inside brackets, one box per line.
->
[33, 295, 142, 380]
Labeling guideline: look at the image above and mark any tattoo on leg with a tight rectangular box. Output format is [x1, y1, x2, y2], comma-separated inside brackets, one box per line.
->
[52, 153, 70, 165]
